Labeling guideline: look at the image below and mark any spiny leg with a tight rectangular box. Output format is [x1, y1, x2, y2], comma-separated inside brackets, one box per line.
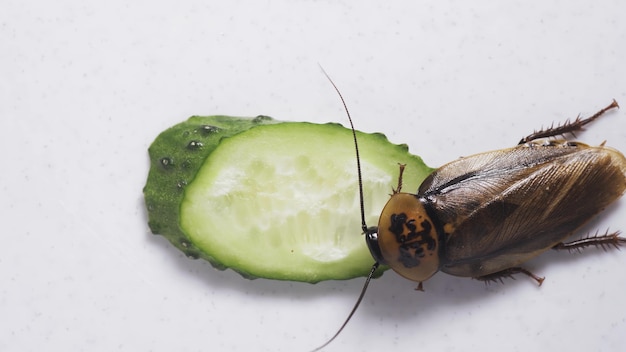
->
[391, 163, 406, 195]
[518, 99, 619, 144]
[475, 267, 545, 286]
[552, 230, 625, 252]
[475, 231, 625, 286]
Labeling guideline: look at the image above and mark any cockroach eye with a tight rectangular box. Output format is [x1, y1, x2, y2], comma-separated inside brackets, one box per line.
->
[365, 228, 386, 265]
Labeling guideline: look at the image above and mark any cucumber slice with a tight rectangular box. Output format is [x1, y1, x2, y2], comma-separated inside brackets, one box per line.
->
[144, 116, 433, 282]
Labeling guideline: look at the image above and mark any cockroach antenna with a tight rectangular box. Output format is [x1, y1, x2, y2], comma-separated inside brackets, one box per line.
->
[318, 66, 369, 234]
[311, 66, 381, 351]
[310, 263, 379, 352]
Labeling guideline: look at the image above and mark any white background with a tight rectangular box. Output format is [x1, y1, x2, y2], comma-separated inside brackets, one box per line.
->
[2, 1, 626, 351]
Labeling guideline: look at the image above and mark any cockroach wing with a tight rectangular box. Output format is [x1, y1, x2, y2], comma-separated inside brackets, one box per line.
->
[418, 142, 626, 277]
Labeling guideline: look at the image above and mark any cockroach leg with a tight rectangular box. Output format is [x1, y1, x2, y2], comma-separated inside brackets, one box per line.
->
[552, 230, 626, 252]
[391, 163, 406, 195]
[414, 281, 424, 292]
[475, 267, 545, 286]
[518, 99, 619, 144]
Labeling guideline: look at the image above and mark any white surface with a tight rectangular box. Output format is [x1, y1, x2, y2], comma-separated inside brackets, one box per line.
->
[2, 1, 626, 351]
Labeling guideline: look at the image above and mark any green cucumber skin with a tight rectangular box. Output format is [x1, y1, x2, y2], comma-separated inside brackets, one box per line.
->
[144, 115, 277, 272]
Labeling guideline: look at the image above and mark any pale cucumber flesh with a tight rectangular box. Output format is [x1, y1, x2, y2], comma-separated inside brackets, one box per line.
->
[179, 121, 432, 282]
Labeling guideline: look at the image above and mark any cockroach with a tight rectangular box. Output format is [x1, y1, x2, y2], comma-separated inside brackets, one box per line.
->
[313, 71, 626, 351]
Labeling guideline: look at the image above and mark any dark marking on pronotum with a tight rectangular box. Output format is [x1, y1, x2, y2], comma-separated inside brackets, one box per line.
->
[389, 213, 436, 268]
